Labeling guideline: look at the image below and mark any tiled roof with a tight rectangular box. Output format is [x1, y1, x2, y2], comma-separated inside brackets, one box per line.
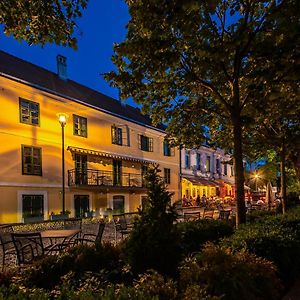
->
[0, 50, 165, 131]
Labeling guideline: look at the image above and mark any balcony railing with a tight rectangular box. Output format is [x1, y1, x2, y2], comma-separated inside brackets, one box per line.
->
[68, 169, 144, 188]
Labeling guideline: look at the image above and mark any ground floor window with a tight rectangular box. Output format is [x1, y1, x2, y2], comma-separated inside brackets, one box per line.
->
[141, 196, 149, 210]
[74, 195, 90, 218]
[22, 194, 44, 218]
[113, 195, 125, 213]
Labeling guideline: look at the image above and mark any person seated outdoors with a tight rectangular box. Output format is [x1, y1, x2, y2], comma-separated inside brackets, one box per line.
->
[196, 195, 201, 206]
[182, 195, 188, 207]
[201, 194, 207, 204]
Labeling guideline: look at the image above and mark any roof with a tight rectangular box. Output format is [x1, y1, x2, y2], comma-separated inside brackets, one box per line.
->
[0, 50, 165, 132]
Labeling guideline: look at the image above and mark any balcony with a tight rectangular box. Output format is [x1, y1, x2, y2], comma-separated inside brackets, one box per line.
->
[68, 169, 145, 189]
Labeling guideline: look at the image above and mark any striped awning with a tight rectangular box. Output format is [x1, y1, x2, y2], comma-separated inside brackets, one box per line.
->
[183, 176, 219, 187]
[67, 146, 154, 164]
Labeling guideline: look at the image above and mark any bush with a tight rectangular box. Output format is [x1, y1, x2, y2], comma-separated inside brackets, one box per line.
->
[221, 213, 300, 282]
[21, 242, 124, 289]
[179, 243, 281, 300]
[124, 166, 181, 276]
[177, 219, 233, 255]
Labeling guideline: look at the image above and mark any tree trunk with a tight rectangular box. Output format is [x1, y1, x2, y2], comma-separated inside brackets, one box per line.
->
[280, 144, 287, 214]
[232, 113, 246, 226]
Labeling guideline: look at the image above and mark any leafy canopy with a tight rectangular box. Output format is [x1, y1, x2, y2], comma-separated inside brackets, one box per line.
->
[0, 0, 88, 48]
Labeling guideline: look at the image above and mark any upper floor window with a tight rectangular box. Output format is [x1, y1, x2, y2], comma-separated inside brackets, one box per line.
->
[196, 153, 201, 170]
[224, 164, 228, 176]
[216, 159, 221, 174]
[19, 98, 39, 126]
[139, 135, 153, 152]
[164, 168, 171, 184]
[73, 115, 87, 137]
[111, 125, 123, 145]
[163, 142, 174, 156]
[185, 150, 190, 169]
[22, 145, 42, 176]
[206, 155, 211, 172]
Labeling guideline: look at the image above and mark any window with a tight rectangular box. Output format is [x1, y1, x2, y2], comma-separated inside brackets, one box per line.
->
[112, 195, 125, 213]
[216, 159, 221, 174]
[73, 115, 87, 137]
[22, 194, 44, 218]
[74, 195, 90, 218]
[163, 142, 174, 156]
[22, 145, 42, 176]
[224, 164, 228, 175]
[19, 98, 39, 125]
[196, 153, 201, 170]
[164, 168, 171, 184]
[206, 155, 211, 172]
[139, 135, 153, 152]
[142, 165, 148, 187]
[185, 150, 190, 169]
[111, 125, 123, 145]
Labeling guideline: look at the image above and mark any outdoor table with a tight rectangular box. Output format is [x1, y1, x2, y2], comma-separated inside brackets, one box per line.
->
[41, 229, 81, 252]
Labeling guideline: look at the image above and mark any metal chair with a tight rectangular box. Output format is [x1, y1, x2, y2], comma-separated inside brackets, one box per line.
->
[0, 225, 15, 269]
[203, 208, 215, 219]
[76, 222, 105, 246]
[183, 212, 201, 221]
[12, 232, 45, 266]
[218, 210, 231, 221]
[113, 214, 131, 243]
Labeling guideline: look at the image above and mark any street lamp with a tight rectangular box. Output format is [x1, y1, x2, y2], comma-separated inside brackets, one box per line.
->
[57, 113, 68, 214]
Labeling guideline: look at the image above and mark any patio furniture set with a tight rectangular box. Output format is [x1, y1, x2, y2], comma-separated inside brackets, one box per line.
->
[0, 218, 105, 269]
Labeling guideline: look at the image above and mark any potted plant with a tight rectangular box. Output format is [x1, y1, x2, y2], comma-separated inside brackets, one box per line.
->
[50, 210, 71, 220]
[84, 210, 96, 218]
[23, 211, 44, 223]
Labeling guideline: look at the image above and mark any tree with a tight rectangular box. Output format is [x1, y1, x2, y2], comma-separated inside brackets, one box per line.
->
[124, 165, 180, 276]
[0, 0, 88, 48]
[106, 0, 298, 226]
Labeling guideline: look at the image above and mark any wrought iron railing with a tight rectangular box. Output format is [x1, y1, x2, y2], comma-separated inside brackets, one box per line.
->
[68, 169, 144, 188]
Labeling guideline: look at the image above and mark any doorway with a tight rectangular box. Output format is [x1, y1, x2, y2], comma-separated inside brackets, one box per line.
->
[74, 194, 90, 217]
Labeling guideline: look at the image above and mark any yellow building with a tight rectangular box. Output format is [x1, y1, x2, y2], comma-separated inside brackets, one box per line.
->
[0, 51, 179, 223]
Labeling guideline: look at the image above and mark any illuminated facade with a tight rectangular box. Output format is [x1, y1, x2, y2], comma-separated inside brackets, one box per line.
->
[181, 147, 235, 200]
[0, 51, 179, 223]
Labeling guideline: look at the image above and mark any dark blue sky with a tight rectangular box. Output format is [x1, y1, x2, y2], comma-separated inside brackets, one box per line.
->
[0, 1, 132, 104]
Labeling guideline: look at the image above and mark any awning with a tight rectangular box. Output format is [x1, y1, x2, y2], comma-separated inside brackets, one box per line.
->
[67, 146, 154, 164]
[183, 176, 219, 187]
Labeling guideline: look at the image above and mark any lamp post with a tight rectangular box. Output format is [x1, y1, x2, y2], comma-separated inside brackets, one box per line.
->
[57, 113, 68, 214]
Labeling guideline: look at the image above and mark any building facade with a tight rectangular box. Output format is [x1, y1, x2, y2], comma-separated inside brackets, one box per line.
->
[181, 146, 235, 200]
[0, 51, 179, 223]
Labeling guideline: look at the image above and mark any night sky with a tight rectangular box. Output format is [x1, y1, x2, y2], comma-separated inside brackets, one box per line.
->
[0, 1, 132, 104]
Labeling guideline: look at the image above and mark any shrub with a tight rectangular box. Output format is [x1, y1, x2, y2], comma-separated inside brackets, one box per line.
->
[177, 219, 233, 255]
[21, 242, 124, 289]
[221, 214, 300, 282]
[124, 166, 181, 276]
[179, 243, 281, 300]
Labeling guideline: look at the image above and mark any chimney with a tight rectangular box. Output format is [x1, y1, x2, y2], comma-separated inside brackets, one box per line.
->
[56, 55, 67, 80]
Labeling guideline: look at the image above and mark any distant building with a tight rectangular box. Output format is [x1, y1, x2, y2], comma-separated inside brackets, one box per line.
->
[0, 51, 179, 223]
[181, 147, 235, 200]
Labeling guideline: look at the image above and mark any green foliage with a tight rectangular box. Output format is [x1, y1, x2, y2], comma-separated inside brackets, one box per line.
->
[21, 242, 124, 289]
[221, 212, 300, 282]
[177, 219, 233, 255]
[0, 0, 88, 48]
[124, 165, 181, 276]
[179, 243, 281, 300]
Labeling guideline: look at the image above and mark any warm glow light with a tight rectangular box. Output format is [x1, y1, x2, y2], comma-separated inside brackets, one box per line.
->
[254, 174, 259, 179]
[57, 113, 68, 125]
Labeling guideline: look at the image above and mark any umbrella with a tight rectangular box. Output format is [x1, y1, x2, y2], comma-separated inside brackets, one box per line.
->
[266, 181, 274, 210]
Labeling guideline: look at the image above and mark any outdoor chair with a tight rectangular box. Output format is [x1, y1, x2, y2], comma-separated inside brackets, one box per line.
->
[12, 232, 45, 267]
[218, 210, 231, 221]
[76, 222, 105, 246]
[0, 225, 15, 269]
[113, 214, 131, 243]
[203, 208, 215, 219]
[124, 212, 139, 229]
[183, 212, 201, 222]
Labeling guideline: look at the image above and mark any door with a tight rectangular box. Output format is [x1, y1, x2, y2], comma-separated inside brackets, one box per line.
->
[113, 195, 125, 213]
[113, 160, 122, 186]
[74, 195, 90, 218]
[75, 154, 87, 185]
